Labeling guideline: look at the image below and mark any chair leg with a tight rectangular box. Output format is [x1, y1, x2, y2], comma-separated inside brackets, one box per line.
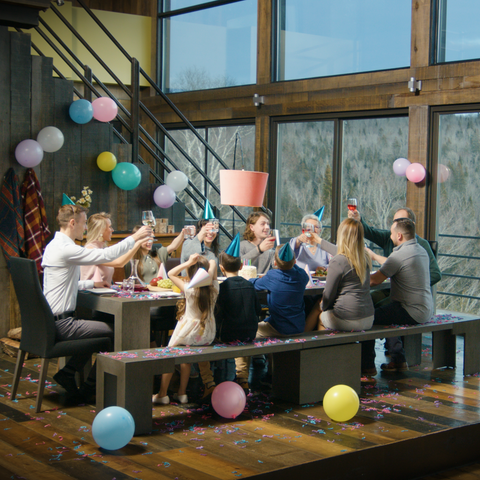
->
[11, 350, 27, 401]
[35, 358, 50, 413]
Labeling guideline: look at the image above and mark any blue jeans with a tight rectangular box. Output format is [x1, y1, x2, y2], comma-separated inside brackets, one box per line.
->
[361, 302, 418, 369]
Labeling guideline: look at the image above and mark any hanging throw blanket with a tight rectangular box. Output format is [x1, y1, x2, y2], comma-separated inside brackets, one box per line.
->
[0, 168, 25, 267]
[21, 168, 50, 274]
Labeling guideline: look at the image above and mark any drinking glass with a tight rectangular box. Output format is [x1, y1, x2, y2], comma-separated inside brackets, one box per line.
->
[270, 229, 280, 245]
[184, 225, 196, 240]
[142, 211, 156, 237]
[122, 277, 135, 293]
[302, 223, 314, 237]
[210, 218, 219, 233]
[347, 198, 357, 212]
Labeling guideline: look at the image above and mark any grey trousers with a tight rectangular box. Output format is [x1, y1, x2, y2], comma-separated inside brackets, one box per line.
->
[55, 317, 114, 381]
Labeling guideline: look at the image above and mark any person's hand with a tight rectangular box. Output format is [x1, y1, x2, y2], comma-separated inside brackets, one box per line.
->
[197, 223, 213, 242]
[297, 233, 310, 245]
[131, 225, 153, 242]
[310, 232, 322, 245]
[348, 209, 361, 221]
[188, 253, 200, 265]
[94, 281, 110, 288]
[365, 246, 375, 259]
[259, 236, 275, 252]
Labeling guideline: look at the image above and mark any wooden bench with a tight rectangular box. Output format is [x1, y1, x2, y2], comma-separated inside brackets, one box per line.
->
[96, 310, 480, 435]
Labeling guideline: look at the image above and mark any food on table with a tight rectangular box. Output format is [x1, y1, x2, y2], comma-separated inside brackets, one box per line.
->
[239, 265, 257, 280]
[315, 266, 328, 277]
[149, 277, 173, 288]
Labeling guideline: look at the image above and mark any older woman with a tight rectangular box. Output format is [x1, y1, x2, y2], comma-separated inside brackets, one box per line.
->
[289, 214, 336, 270]
[80, 212, 143, 284]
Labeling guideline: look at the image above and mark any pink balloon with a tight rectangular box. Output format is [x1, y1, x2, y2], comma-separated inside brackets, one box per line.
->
[438, 164, 451, 183]
[15, 139, 44, 167]
[393, 157, 411, 176]
[406, 163, 426, 183]
[211, 381, 246, 419]
[92, 97, 118, 122]
[153, 185, 176, 208]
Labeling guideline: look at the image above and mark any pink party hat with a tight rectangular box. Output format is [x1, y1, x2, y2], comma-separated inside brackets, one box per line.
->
[157, 262, 168, 280]
[187, 268, 212, 289]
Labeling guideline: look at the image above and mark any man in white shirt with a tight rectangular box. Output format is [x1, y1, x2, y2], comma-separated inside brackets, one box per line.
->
[42, 205, 151, 400]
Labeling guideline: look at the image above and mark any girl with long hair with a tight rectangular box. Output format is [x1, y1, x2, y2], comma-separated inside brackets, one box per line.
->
[180, 218, 220, 265]
[305, 218, 374, 332]
[152, 253, 219, 405]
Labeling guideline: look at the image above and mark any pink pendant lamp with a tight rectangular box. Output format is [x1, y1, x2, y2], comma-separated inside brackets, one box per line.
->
[220, 169, 269, 207]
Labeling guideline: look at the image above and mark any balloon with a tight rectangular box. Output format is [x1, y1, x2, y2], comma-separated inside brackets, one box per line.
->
[111, 162, 142, 190]
[211, 381, 246, 419]
[393, 157, 411, 176]
[15, 139, 44, 167]
[405, 163, 426, 183]
[69, 99, 93, 124]
[438, 164, 451, 183]
[97, 151, 117, 172]
[323, 384, 359, 422]
[166, 170, 189, 192]
[153, 185, 176, 208]
[92, 97, 118, 123]
[36, 126, 64, 153]
[92, 406, 135, 450]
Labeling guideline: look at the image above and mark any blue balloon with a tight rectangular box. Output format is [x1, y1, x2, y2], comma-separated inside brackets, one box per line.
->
[111, 162, 142, 190]
[69, 99, 93, 124]
[92, 406, 135, 450]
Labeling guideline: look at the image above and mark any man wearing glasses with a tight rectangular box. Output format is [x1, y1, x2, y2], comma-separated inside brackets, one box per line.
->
[42, 205, 151, 401]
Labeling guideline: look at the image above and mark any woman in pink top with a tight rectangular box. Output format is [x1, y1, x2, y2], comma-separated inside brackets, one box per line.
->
[80, 213, 142, 284]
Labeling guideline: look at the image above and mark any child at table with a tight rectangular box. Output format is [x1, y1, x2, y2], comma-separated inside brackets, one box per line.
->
[152, 253, 219, 405]
[201, 234, 262, 399]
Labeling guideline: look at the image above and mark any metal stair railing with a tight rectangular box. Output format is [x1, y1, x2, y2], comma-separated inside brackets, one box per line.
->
[23, 0, 271, 236]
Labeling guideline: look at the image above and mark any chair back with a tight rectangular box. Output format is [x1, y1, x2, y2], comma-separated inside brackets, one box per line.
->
[9, 257, 57, 357]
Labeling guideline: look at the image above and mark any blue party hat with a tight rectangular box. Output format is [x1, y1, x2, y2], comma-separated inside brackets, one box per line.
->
[203, 199, 215, 220]
[225, 233, 240, 257]
[62, 193, 75, 206]
[278, 243, 294, 262]
[314, 206, 325, 221]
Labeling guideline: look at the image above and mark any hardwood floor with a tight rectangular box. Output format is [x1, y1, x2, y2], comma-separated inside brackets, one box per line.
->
[0, 336, 479, 479]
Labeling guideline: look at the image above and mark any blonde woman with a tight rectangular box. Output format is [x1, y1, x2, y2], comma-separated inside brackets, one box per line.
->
[305, 218, 374, 332]
[80, 213, 143, 284]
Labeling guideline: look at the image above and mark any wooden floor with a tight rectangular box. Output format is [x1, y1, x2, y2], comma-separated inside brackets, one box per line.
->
[1, 336, 480, 480]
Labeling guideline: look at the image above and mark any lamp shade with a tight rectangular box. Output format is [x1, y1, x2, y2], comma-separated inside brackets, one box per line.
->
[220, 170, 269, 207]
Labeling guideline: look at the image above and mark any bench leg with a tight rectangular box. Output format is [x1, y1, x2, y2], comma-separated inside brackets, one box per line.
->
[432, 330, 456, 370]
[272, 343, 361, 404]
[403, 334, 422, 366]
[462, 325, 480, 375]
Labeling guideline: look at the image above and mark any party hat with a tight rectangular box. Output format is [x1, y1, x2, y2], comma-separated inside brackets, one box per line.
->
[314, 206, 325, 222]
[203, 199, 215, 220]
[187, 268, 212, 289]
[225, 233, 240, 257]
[304, 264, 314, 288]
[278, 243, 294, 262]
[62, 193, 75, 206]
[157, 262, 168, 280]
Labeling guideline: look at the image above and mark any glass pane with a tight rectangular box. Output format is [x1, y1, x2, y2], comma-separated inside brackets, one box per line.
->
[436, 113, 480, 314]
[202, 125, 256, 248]
[162, 0, 257, 92]
[276, 121, 334, 241]
[276, 0, 410, 81]
[341, 117, 409, 230]
[165, 128, 206, 220]
[165, 0, 217, 11]
[436, 0, 480, 63]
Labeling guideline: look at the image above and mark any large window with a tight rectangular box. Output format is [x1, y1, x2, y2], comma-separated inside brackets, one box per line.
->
[435, 0, 480, 63]
[165, 124, 255, 246]
[434, 112, 480, 314]
[275, 114, 408, 241]
[275, 0, 411, 82]
[160, 0, 257, 92]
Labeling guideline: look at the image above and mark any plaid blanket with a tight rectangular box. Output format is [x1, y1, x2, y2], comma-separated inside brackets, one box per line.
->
[21, 168, 50, 274]
[0, 168, 25, 267]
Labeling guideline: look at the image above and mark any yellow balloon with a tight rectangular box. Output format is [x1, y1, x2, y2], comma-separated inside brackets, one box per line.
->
[323, 384, 359, 422]
[97, 151, 117, 172]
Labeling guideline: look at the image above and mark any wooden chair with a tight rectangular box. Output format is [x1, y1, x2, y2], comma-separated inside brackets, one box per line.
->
[9, 257, 111, 412]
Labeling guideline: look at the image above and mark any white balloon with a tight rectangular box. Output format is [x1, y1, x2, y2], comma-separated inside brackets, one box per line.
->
[37, 126, 64, 153]
[166, 171, 189, 192]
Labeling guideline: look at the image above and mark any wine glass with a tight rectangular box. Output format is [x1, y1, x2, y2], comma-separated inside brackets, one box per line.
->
[142, 211, 156, 238]
[347, 198, 357, 212]
[210, 218, 219, 233]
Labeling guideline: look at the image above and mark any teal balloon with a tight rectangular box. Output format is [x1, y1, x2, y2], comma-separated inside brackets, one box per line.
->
[69, 99, 93, 124]
[92, 406, 135, 450]
[112, 162, 141, 190]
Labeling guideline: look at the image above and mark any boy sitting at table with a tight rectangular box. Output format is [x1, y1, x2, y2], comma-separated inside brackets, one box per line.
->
[249, 243, 309, 386]
[201, 234, 262, 399]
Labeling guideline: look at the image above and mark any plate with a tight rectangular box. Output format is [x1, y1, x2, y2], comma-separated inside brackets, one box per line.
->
[147, 285, 173, 292]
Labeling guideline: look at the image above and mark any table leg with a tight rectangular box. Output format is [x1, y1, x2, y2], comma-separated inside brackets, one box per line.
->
[114, 302, 151, 351]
